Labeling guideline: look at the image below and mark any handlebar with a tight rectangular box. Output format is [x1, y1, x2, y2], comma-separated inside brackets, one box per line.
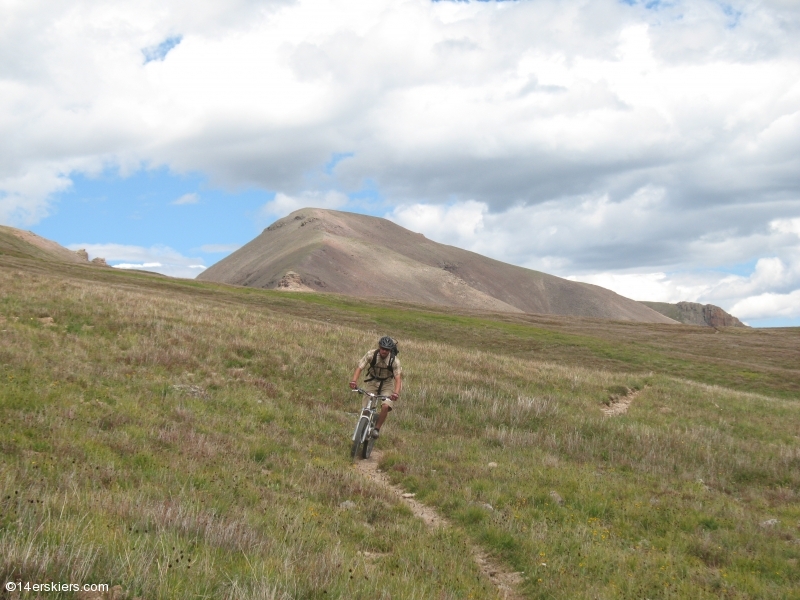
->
[352, 387, 392, 400]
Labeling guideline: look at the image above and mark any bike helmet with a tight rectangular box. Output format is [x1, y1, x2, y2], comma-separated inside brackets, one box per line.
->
[378, 336, 396, 351]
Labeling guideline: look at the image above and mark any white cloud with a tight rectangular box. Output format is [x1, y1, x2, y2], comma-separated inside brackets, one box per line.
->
[67, 242, 206, 278]
[771, 217, 800, 237]
[114, 262, 163, 269]
[388, 194, 800, 322]
[390, 186, 707, 273]
[0, 166, 74, 227]
[567, 254, 800, 321]
[390, 201, 486, 246]
[4, 0, 800, 214]
[565, 272, 690, 304]
[729, 290, 800, 320]
[173, 192, 199, 204]
[259, 190, 348, 220]
[2, 0, 800, 322]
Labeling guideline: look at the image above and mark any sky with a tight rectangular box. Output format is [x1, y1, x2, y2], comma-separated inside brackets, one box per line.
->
[2, 0, 799, 327]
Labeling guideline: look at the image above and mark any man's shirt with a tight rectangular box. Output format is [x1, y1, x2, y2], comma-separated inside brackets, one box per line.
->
[358, 349, 402, 378]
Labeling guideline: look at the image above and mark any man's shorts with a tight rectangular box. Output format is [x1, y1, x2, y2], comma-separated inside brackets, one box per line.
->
[362, 379, 394, 411]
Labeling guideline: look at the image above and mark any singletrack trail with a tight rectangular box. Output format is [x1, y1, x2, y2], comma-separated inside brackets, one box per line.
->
[601, 388, 641, 416]
[355, 450, 525, 600]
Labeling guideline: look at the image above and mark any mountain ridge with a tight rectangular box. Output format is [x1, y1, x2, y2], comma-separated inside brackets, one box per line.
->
[199, 208, 676, 323]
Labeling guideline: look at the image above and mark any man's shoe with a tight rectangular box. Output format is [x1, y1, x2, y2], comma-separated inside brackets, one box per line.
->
[371, 428, 380, 439]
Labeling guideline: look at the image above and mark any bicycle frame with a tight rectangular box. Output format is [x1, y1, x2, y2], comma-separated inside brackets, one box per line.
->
[351, 388, 390, 459]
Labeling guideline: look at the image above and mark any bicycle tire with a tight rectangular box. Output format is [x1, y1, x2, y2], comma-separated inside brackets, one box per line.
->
[351, 418, 369, 460]
[362, 433, 376, 459]
[362, 413, 378, 459]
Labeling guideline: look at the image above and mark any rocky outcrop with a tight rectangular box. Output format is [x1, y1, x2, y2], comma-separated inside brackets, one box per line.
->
[276, 271, 313, 292]
[678, 302, 745, 327]
[76, 249, 108, 266]
[640, 301, 746, 327]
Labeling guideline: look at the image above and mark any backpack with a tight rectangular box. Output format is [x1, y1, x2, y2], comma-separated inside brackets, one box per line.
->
[365, 343, 399, 382]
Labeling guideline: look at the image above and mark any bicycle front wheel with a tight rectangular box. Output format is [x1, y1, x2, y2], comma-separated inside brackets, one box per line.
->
[351, 418, 368, 460]
[362, 413, 378, 459]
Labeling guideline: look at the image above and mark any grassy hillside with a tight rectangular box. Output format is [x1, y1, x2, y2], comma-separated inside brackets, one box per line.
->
[0, 226, 65, 262]
[638, 301, 683, 323]
[1, 253, 799, 599]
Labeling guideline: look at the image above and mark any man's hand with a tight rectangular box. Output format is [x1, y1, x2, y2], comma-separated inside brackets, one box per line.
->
[390, 392, 399, 401]
[349, 381, 358, 390]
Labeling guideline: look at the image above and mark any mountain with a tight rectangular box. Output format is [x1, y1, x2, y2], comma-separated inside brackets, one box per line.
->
[0, 225, 107, 266]
[199, 208, 676, 323]
[640, 301, 747, 327]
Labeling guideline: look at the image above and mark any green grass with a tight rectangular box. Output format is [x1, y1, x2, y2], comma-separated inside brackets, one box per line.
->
[1, 253, 799, 599]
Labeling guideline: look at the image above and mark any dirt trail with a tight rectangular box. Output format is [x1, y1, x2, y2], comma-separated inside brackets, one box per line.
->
[355, 451, 524, 599]
[601, 388, 640, 416]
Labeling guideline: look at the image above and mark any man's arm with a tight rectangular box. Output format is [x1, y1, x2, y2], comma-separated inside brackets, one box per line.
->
[349, 366, 362, 389]
[391, 372, 402, 400]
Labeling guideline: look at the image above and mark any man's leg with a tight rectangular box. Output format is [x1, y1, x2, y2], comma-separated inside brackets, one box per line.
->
[375, 403, 390, 430]
[372, 380, 393, 437]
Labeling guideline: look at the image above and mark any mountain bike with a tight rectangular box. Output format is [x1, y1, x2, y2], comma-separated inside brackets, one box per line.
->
[350, 388, 390, 460]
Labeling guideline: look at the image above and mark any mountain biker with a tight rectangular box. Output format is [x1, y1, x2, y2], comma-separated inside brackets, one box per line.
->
[349, 336, 403, 439]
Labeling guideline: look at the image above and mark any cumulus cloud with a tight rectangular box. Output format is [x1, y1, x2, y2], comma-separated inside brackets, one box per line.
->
[2, 0, 800, 322]
[172, 192, 200, 205]
[569, 266, 800, 322]
[390, 189, 796, 273]
[729, 290, 800, 320]
[259, 190, 349, 221]
[388, 196, 800, 321]
[389, 201, 487, 246]
[68, 243, 206, 278]
[173, 192, 200, 205]
[0, 166, 74, 226]
[5, 0, 800, 212]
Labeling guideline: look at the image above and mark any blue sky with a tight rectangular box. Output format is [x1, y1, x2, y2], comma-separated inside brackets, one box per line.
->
[3, 0, 800, 327]
[142, 36, 183, 64]
[31, 165, 391, 278]
[33, 168, 272, 271]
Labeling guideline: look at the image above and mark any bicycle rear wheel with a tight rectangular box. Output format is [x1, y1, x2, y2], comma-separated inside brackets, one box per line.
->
[362, 434, 376, 459]
[351, 418, 368, 460]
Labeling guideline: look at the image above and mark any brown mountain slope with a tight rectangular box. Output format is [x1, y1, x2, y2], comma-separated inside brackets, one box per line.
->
[640, 301, 747, 327]
[199, 208, 676, 323]
[0, 225, 108, 266]
[0, 225, 84, 262]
